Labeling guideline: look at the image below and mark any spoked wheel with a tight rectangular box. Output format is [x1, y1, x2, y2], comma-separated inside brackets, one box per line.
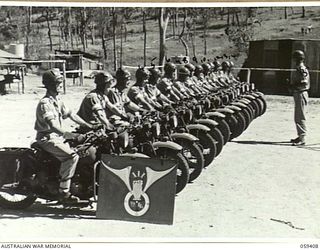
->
[215, 119, 231, 145]
[196, 132, 217, 168]
[230, 112, 247, 139]
[154, 148, 190, 194]
[225, 114, 238, 141]
[209, 127, 224, 157]
[0, 186, 37, 210]
[178, 140, 204, 182]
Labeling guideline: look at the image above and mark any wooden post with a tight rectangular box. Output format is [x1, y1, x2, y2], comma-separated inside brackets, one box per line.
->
[21, 67, 25, 94]
[246, 68, 251, 83]
[62, 61, 67, 94]
[80, 55, 84, 86]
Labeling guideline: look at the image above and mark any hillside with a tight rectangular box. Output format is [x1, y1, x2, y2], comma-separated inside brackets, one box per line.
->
[0, 6, 319, 72]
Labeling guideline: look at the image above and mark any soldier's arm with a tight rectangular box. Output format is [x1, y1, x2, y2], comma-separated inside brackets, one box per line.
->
[69, 112, 94, 129]
[104, 96, 128, 119]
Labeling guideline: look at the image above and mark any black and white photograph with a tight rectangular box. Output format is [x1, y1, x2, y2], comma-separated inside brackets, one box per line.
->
[0, 1, 319, 248]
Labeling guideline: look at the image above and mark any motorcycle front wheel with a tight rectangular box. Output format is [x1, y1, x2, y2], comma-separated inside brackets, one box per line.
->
[154, 148, 190, 194]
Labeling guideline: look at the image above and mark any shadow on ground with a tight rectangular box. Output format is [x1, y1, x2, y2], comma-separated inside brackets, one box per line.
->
[0, 200, 96, 220]
[232, 140, 320, 151]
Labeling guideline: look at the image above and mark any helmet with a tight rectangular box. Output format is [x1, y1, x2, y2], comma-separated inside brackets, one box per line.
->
[202, 63, 211, 75]
[149, 67, 162, 83]
[213, 60, 221, 71]
[292, 50, 305, 60]
[221, 61, 230, 70]
[185, 63, 196, 73]
[42, 69, 63, 88]
[115, 68, 131, 82]
[135, 67, 150, 82]
[164, 62, 177, 75]
[194, 65, 203, 76]
[177, 66, 190, 78]
[94, 72, 114, 85]
[229, 61, 235, 69]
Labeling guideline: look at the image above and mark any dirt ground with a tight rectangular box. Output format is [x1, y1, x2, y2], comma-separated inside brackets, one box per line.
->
[0, 75, 319, 242]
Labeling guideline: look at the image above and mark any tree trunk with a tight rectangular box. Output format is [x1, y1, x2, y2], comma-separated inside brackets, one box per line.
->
[227, 8, 230, 26]
[101, 26, 108, 61]
[284, 7, 287, 19]
[203, 22, 207, 56]
[25, 6, 32, 58]
[179, 9, 189, 56]
[112, 8, 118, 71]
[158, 8, 170, 67]
[302, 7, 306, 18]
[143, 10, 147, 66]
[45, 9, 53, 51]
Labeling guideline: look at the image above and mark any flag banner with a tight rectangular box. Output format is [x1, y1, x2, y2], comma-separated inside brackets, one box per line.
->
[97, 154, 177, 225]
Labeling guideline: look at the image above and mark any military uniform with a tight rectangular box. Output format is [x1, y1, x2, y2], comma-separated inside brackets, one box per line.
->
[290, 63, 310, 142]
[34, 95, 79, 193]
[106, 87, 130, 116]
[77, 90, 106, 124]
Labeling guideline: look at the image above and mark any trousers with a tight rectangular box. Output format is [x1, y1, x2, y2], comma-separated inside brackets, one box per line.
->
[293, 91, 308, 140]
[36, 135, 79, 192]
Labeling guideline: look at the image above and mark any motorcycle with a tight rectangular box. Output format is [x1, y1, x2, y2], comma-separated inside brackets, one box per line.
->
[0, 129, 128, 209]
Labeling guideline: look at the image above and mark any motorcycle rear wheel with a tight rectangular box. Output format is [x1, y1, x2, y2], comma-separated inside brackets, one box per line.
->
[0, 189, 37, 210]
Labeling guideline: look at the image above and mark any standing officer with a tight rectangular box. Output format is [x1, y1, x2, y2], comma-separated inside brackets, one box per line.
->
[34, 69, 93, 204]
[289, 50, 310, 146]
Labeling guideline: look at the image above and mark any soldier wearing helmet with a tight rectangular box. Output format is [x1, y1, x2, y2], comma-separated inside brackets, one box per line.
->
[158, 62, 186, 101]
[175, 66, 201, 97]
[289, 50, 310, 146]
[145, 67, 173, 106]
[77, 71, 126, 130]
[34, 69, 94, 204]
[127, 67, 158, 111]
[107, 68, 145, 116]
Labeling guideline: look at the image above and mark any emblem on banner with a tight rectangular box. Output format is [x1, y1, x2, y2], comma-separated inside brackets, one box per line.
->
[101, 161, 176, 217]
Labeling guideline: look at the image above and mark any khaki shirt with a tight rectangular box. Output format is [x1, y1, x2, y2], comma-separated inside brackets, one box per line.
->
[77, 90, 105, 124]
[291, 63, 310, 92]
[34, 95, 71, 139]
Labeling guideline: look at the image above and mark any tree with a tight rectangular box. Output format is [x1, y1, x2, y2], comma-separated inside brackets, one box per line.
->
[158, 8, 171, 66]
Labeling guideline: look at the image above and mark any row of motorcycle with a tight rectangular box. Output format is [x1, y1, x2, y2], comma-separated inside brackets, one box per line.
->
[0, 73, 266, 210]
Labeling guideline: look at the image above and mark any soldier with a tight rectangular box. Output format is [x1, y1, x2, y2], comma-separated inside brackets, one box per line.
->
[77, 72, 117, 131]
[146, 67, 173, 106]
[127, 67, 159, 111]
[34, 69, 93, 204]
[289, 50, 310, 146]
[109, 68, 147, 115]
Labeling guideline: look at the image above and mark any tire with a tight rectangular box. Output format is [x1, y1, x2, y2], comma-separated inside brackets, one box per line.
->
[249, 100, 260, 119]
[240, 108, 251, 130]
[225, 114, 238, 141]
[216, 118, 231, 145]
[255, 98, 266, 117]
[176, 140, 204, 183]
[245, 104, 255, 122]
[257, 95, 267, 116]
[196, 132, 217, 168]
[209, 127, 224, 157]
[230, 112, 247, 139]
[0, 190, 36, 210]
[155, 148, 190, 194]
